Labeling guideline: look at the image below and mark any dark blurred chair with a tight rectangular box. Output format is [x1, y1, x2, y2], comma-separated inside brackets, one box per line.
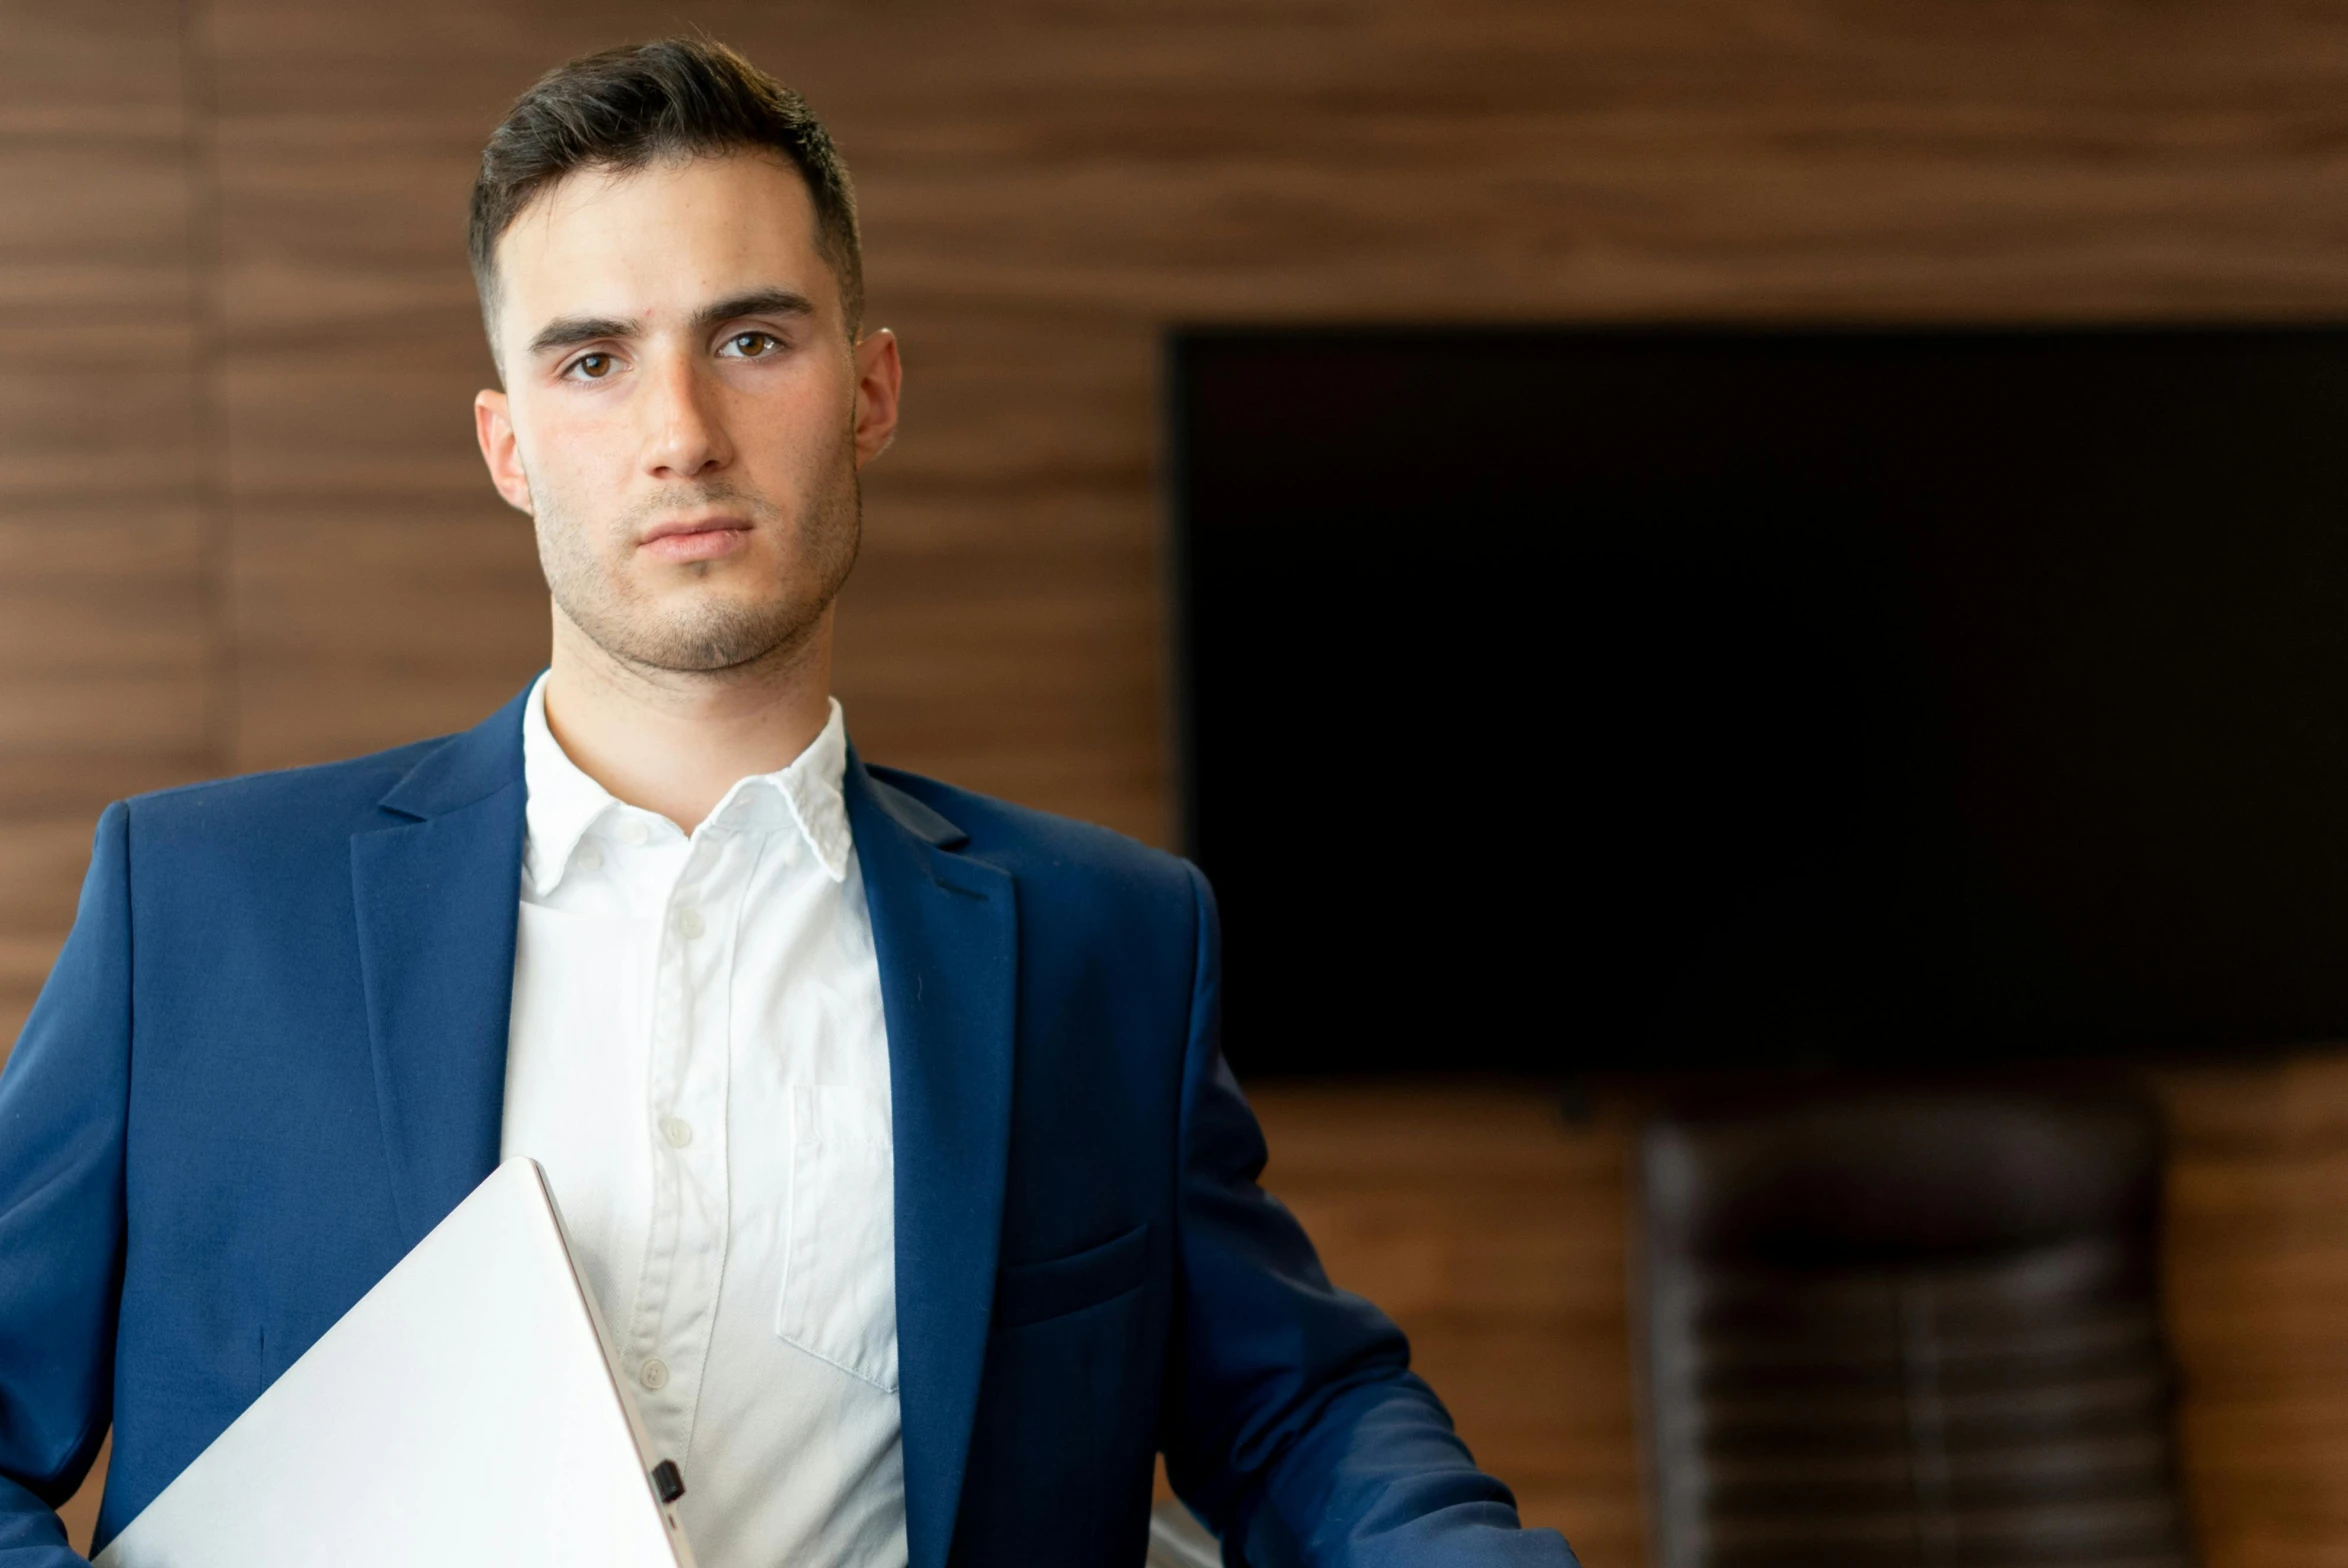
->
[1639, 1090, 2192, 1568]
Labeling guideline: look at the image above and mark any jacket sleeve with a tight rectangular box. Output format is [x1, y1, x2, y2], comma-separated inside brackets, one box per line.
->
[1158, 863, 1579, 1568]
[0, 803, 132, 1566]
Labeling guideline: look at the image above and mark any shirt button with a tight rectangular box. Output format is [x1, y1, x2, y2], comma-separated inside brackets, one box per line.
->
[779, 837, 804, 869]
[639, 1358, 669, 1391]
[617, 819, 651, 847]
[675, 907, 706, 940]
[660, 1115, 694, 1148]
[574, 843, 603, 872]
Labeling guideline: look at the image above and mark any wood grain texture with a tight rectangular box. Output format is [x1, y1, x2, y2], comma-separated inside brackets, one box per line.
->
[0, 0, 217, 1048]
[187, 0, 2348, 844]
[2159, 1054, 2348, 1568]
[1249, 1084, 1646, 1565]
[1245, 1066, 2348, 1568]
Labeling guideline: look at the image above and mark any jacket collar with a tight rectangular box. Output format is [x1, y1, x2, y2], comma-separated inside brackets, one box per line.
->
[376, 681, 533, 823]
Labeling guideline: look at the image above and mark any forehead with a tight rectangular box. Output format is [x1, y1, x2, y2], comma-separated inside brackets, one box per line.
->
[492, 152, 831, 329]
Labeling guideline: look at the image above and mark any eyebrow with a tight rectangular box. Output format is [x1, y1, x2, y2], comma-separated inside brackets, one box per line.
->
[695, 289, 817, 331]
[524, 289, 819, 360]
[526, 314, 634, 358]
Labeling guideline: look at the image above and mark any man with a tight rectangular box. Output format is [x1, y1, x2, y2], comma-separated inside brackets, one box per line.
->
[0, 38, 1577, 1568]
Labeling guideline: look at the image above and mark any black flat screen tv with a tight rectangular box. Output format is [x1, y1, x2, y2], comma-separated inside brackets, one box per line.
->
[1172, 326, 2348, 1079]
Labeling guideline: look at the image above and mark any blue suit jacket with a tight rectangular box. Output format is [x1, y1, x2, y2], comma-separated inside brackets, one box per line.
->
[0, 688, 1577, 1568]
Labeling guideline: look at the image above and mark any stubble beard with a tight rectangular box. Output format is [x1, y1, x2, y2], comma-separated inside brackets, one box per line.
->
[532, 462, 862, 678]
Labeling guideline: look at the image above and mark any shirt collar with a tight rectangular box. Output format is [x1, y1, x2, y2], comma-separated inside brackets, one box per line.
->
[520, 673, 856, 897]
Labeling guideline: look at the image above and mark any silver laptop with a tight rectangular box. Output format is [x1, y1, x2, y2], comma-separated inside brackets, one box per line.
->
[97, 1159, 694, 1568]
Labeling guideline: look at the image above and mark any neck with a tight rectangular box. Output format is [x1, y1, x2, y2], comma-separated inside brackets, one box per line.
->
[540, 607, 837, 833]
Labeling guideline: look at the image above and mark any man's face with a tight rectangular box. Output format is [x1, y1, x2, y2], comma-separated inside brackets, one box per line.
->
[474, 153, 899, 676]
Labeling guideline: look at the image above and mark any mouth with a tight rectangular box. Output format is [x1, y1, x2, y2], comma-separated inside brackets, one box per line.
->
[638, 515, 754, 565]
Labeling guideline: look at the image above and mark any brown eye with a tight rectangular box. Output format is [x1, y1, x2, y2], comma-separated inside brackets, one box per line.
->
[723, 331, 778, 359]
[574, 353, 613, 379]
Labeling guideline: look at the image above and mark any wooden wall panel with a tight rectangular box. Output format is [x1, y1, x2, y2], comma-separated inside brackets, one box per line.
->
[184, 0, 2348, 848]
[0, 0, 215, 1049]
[196, 9, 568, 772]
[1251, 1066, 2348, 1568]
[2162, 1055, 2348, 1568]
[1249, 1085, 1645, 1566]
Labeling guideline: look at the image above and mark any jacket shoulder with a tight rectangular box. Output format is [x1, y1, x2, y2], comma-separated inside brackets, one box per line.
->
[120, 734, 454, 844]
[864, 764, 1202, 911]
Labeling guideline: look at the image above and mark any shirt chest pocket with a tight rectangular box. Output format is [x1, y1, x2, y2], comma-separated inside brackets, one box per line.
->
[776, 1083, 898, 1392]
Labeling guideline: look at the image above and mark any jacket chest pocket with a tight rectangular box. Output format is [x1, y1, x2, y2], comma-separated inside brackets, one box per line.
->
[775, 1083, 898, 1391]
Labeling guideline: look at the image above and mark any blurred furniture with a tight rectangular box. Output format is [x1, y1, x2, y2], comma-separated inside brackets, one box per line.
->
[1640, 1090, 2191, 1568]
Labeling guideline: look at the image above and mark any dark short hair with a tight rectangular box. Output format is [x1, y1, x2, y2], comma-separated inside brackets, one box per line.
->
[468, 38, 863, 345]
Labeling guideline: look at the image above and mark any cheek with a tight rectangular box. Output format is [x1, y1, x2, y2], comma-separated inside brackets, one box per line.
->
[729, 349, 852, 437]
[516, 396, 634, 493]
[741, 381, 855, 484]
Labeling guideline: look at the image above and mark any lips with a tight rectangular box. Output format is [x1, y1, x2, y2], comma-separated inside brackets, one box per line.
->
[639, 516, 753, 565]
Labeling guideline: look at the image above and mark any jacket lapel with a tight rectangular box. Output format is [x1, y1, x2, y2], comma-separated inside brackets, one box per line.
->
[349, 707, 1018, 1563]
[351, 688, 531, 1251]
[846, 753, 1017, 1568]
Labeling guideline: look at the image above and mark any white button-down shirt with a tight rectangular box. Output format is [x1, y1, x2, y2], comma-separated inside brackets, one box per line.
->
[501, 675, 906, 1568]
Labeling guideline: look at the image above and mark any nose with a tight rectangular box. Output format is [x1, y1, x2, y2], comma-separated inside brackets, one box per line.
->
[641, 350, 732, 480]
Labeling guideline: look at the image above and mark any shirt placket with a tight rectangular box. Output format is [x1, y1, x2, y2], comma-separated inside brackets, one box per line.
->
[623, 819, 743, 1460]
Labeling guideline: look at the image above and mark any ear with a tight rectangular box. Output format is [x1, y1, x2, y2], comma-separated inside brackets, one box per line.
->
[475, 388, 535, 515]
[852, 327, 903, 468]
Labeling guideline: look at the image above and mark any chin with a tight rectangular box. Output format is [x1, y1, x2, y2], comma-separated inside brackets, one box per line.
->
[625, 598, 812, 674]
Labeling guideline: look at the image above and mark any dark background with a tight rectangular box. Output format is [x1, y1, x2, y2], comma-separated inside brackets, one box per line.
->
[1176, 327, 2348, 1077]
